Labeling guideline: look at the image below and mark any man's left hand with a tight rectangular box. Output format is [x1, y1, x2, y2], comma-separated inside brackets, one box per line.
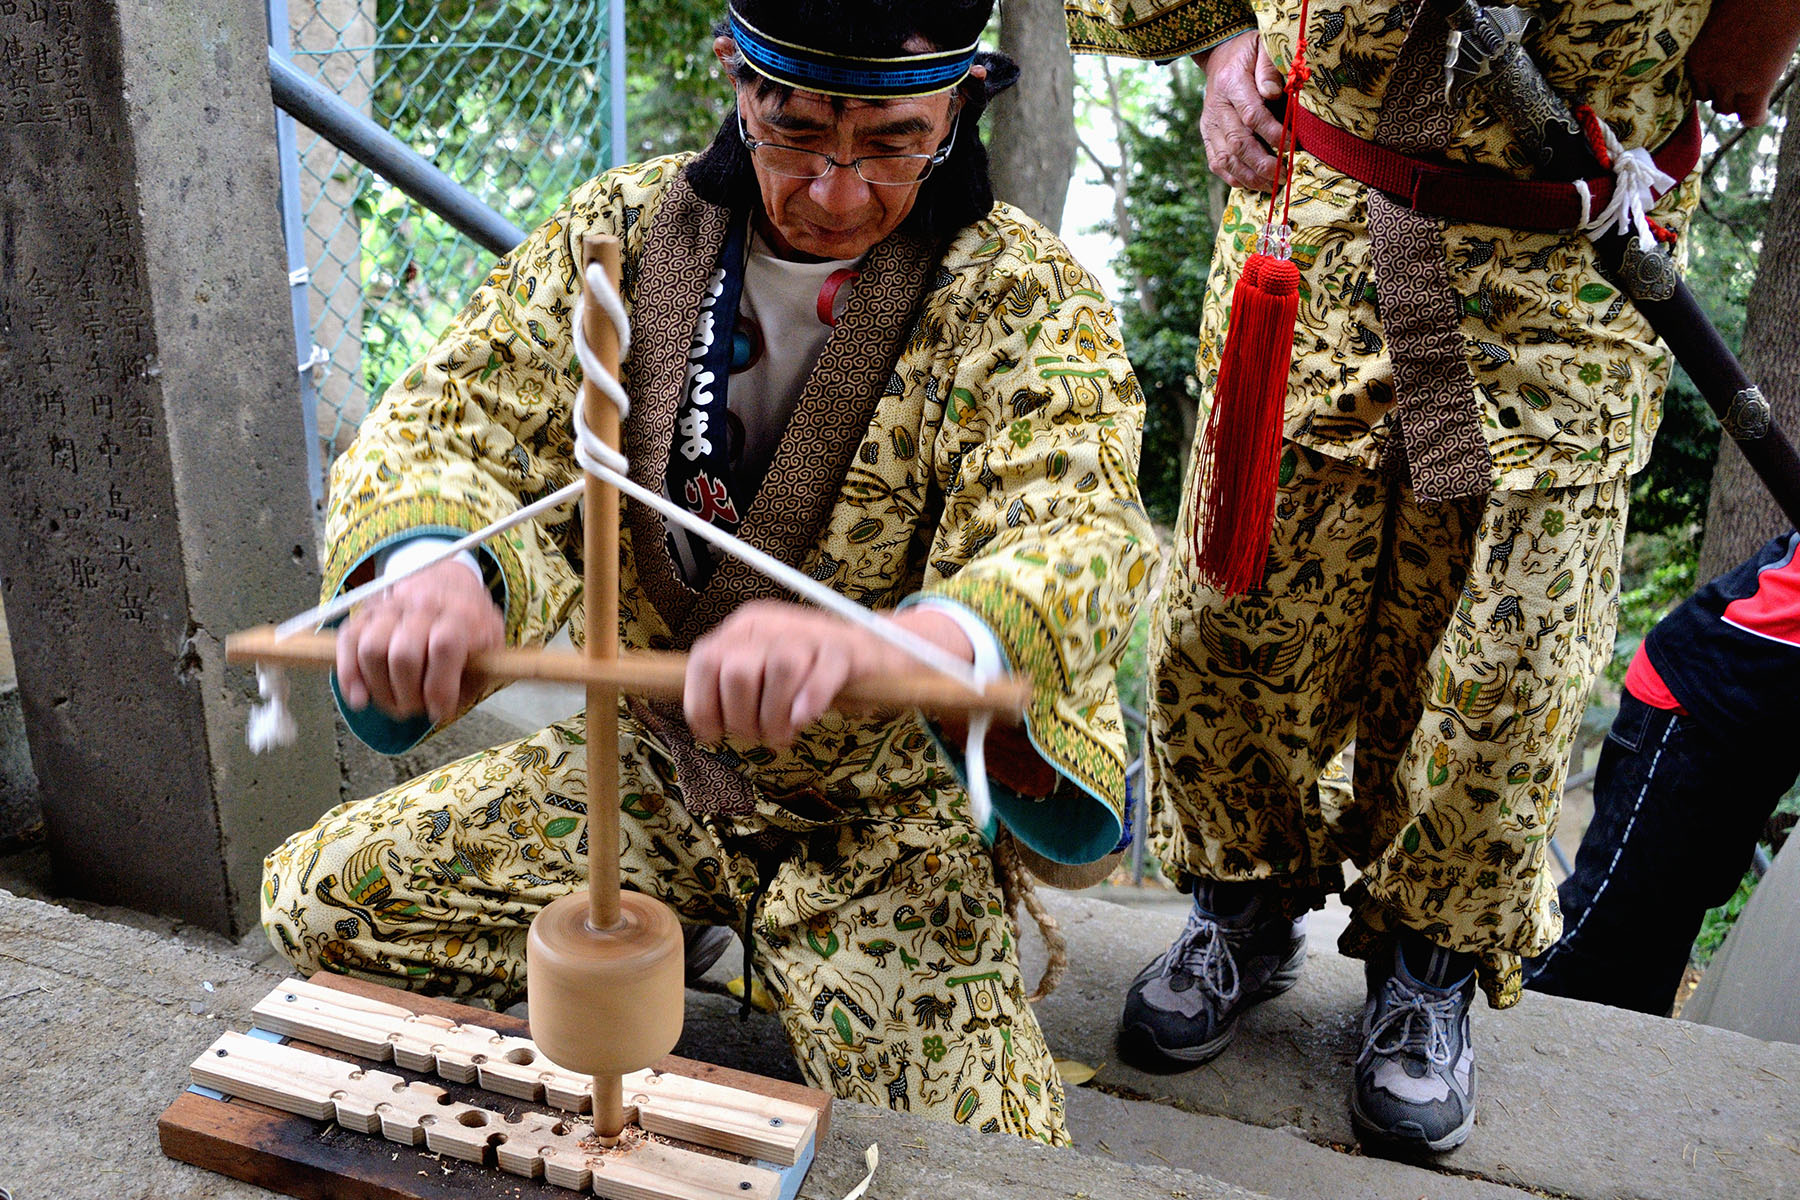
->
[684, 601, 973, 748]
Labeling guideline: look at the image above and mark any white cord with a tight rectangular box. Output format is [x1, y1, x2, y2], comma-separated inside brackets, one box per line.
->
[1573, 178, 1594, 232]
[247, 664, 298, 754]
[274, 482, 585, 641]
[565, 261, 995, 831]
[249, 258, 1002, 839]
[1579, 121, 1677, 251]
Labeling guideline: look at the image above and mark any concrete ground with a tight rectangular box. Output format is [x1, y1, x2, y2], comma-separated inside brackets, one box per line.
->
[7, 631, 1800, 1199]
[6, 865, 1800, 1200]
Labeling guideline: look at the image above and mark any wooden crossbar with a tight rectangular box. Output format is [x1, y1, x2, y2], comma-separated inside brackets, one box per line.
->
[226, 626, 1031, 721]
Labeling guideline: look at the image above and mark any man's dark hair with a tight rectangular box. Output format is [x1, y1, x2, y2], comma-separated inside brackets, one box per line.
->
[685, 0, 1019, 244]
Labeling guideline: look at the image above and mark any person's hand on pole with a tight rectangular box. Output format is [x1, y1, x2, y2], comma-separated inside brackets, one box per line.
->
[1192, 29, 1286, 191]
[336, 559, 504, 724]
[684, 601, 975, 749]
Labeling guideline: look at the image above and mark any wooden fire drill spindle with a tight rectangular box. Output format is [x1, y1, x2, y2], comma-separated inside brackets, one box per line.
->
[220, 237, 1041, 1147]
[525, 236, 684, 1144]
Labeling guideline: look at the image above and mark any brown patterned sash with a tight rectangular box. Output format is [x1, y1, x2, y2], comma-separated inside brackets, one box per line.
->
[1363, 0, 1492, 502]
[619, 174, 937, 818]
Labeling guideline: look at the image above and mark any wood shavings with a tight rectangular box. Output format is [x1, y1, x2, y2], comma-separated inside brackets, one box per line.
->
[580, 1123, 657, 1156]
[839, 1143, 878, 1200]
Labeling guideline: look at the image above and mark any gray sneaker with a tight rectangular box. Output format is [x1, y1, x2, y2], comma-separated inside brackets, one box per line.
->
[1352, 940, 1477, 1152]
[1118, 885, 1307, 1071]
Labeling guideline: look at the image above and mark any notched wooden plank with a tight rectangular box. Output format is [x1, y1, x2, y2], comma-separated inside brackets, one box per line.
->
[188, 1032, 780, 1200]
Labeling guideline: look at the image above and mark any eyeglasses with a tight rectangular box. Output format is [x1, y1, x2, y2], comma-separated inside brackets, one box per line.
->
[737, 109, 961, 187]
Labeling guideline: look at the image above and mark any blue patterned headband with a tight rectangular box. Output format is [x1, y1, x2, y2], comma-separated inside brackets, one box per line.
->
[727, 6, 980, 99]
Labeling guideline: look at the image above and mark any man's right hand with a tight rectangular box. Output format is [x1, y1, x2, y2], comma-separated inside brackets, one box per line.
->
[336, 558, 504, 724]
[1686, 0, 1800, 128]
[1192, 29, 1286, 192]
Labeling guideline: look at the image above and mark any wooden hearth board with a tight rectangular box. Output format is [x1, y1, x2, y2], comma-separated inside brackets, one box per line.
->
[158, 973, 830, 1200]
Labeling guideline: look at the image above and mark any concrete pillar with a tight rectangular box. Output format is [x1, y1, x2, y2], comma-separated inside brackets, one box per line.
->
[0, 597, 43, 848]
[1685, 838, 1800, 1046]
[0, 0, 340, 934]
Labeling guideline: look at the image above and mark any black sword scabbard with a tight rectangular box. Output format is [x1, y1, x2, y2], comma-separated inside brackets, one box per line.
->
[1430, 0, 1800, 530]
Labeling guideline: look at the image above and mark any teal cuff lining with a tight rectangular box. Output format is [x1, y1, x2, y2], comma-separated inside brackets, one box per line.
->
[899, 593, 1124, 864]
[920, 721, 1123, 862]
[334, 674, 433, 755]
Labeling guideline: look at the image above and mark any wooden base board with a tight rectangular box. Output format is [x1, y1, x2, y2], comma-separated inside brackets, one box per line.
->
[159, 973, 829, 1200]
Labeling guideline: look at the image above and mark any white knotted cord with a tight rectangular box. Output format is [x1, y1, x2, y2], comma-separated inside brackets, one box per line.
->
[246, 664, 298, 754]
[251, 261, 997, 835]
[1574, 119, 1678, 252]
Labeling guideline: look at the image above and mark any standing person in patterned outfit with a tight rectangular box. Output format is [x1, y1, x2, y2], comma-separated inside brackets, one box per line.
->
[261, 0, 1157, 1145]
[1069, 0, 1800, 1154]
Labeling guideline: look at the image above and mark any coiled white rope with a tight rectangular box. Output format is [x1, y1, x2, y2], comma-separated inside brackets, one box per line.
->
[250, 260, 998, 833]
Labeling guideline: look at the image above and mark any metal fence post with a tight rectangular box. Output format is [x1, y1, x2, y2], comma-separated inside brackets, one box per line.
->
[265, 0, 325, 509]
[610, 0, 628, 167]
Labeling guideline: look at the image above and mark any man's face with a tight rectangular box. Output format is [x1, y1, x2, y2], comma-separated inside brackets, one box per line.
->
[732, 79, 959, 261]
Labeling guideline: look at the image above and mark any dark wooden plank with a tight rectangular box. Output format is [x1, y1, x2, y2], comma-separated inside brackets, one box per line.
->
[158, 1090, 569, 1199]
[159, 972, 833, 1200]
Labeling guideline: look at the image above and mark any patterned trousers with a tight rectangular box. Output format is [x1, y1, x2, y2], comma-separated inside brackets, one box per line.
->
[1149, 444, 1628, 1007]
[262, 711, 1068, 1144]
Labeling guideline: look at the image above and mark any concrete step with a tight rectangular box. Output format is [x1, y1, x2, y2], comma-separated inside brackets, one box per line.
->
[8, 879, 1800, 1200]
[1063, 1089, 1540, 1200]
[675, 976, 1540, 1200]
[1013, 893, 1800, 1200]
[0, 888, 1267, 1200]
[673, 887, 1800, 1200]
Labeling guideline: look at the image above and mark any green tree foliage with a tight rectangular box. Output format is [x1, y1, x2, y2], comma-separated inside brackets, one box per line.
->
[375, 0, 610, 216]
[361, 0, 619, 394]
[1106, 60, 1215, 524]
[352, 0, 731, 399]
[1611, 110, 1785, 666]
[623, 0, 733, 157]
[1632, 114, 1777, 539]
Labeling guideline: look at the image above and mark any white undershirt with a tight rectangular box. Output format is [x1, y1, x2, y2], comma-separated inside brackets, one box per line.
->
[665, 230, 860, 583]
[729, 229, 861, 487]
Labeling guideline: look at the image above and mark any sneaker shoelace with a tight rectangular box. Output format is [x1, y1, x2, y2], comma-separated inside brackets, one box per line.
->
[1162, 910, 1242, 1007]
[1356, 977, 1461, 1071]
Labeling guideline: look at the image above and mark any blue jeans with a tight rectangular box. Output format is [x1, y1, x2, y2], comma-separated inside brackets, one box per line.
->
[1523, 692, 1796, 1015]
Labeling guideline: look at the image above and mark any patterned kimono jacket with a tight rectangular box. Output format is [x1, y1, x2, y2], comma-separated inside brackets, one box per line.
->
[321, 155, 1157, 868]
[1068, 0, 1706, 500]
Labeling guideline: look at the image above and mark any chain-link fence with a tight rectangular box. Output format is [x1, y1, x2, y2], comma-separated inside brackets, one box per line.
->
[274, 0, 624, 483]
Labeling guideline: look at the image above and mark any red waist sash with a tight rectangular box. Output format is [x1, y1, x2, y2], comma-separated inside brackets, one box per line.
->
[1292, 102, 1702, 233]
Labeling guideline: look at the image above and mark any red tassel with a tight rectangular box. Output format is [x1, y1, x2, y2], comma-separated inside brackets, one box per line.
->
[1190, 0, 1310, 595]
[1192, 251, 1299, 595]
